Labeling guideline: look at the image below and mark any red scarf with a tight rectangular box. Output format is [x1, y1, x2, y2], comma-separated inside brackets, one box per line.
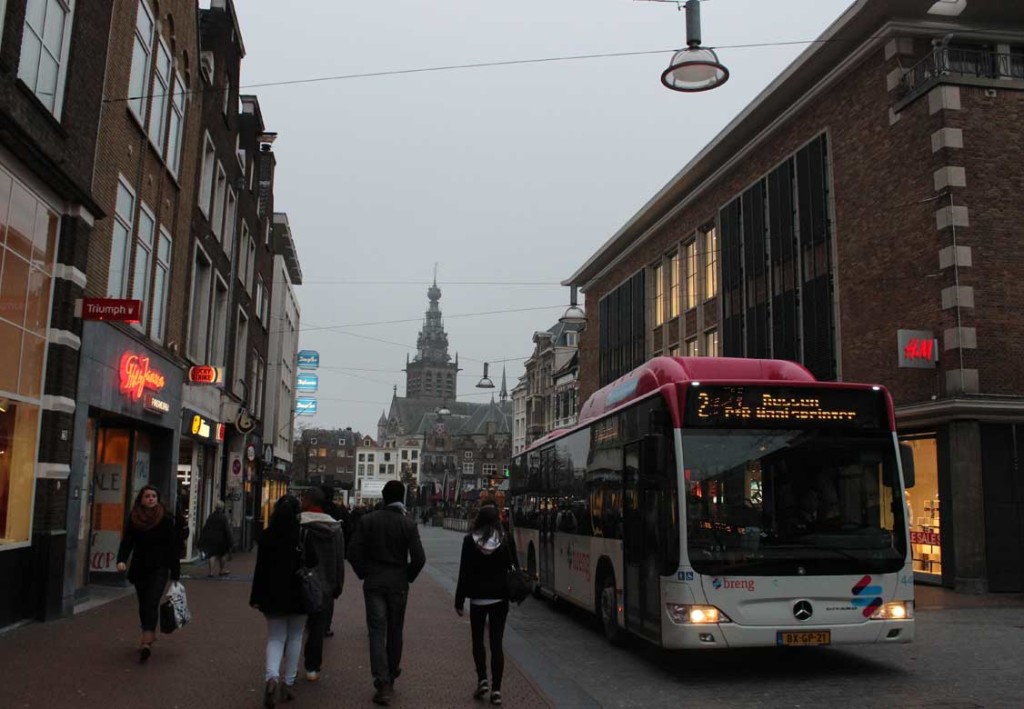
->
[130, 503, 165, 532]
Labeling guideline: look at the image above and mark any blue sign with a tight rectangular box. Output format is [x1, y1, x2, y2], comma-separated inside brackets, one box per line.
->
[296, 397, 318, 416]
[296, 373, 319, 393]
[297, 350, 320, 370]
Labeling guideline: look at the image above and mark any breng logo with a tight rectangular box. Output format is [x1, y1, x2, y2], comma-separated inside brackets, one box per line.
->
[851, 575, 883, 617]
[711, 577, 756, 592]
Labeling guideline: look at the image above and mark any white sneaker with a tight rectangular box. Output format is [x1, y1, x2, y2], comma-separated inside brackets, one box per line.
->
[305, 671, 319, 682]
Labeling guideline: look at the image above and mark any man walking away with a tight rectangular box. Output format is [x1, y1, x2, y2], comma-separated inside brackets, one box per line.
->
[348, 480, 426, 706]
[299, 488, 345, 682]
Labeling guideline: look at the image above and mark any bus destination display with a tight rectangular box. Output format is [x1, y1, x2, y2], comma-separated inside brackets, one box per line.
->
[685, 386, 886, 430]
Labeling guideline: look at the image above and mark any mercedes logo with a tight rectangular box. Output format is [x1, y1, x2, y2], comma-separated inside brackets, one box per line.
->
[793, 600, 813, 621]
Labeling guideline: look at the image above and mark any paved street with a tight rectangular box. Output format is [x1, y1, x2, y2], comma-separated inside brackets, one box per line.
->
[4, 525, 1024, 708]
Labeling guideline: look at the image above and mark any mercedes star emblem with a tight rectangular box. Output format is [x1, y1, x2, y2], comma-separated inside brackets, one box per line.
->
[793, 600, 813, 621]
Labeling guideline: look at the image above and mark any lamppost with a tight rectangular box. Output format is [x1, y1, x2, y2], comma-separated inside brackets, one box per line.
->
[660, 0, 730, 92]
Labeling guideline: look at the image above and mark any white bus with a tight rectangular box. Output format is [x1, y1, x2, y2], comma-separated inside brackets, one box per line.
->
[509, 356, 915, 649]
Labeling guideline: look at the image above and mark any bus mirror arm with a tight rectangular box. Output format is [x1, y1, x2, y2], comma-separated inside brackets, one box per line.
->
[899, 443, 916, 489]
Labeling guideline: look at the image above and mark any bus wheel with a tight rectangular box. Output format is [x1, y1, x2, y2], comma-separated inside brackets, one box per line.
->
[599, 573, 622, 644]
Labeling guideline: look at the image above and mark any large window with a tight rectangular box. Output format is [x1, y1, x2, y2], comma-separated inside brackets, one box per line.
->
[704, 329, 719, 357]
[598, 270, 645, 386]
[107, 178, 135, 298]
[150, 227, 171, 343]
[234, 309, 248, 398]
[188, 247, 212, 362]
[0, 167, 58, 546]
[210, 276, 228, 367]
[127, 0, 154, 120]
[685, 240, 697, 310]
[703, 227, 718, 300]
[669, 252, 680, 319]
[223, 188, 236, 258]
[652, 262, 664, 326]
[130, 204, 155, 330]
[211, 163, 226, 239]
[198, 135, 215, 216]
[146, 39, 171, 150]
[165, 74, 187, 176]
[239, 223, 255, 292]
[18, 0, 75, 117]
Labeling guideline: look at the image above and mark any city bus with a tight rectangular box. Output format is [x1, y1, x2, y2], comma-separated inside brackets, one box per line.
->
[508, 356, 915, 649]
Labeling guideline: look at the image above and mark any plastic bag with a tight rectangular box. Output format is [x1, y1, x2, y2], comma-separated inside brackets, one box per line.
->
[167, 581, 191, 628]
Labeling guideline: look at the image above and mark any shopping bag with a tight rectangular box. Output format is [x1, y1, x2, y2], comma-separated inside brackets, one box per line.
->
[167, 581, 191, 628]
[159, 599, 178, 634]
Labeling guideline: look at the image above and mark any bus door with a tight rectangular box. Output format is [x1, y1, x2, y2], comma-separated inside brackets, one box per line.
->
[622, 440, 663, 642]
[538, 497, 556, 591]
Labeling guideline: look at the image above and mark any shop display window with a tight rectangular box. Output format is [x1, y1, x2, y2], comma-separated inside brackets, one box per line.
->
[0, 401, 40, 544]
[903, 435, 941, 576]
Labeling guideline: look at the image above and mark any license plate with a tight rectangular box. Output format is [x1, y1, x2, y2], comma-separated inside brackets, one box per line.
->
[777, 630, 831, 646]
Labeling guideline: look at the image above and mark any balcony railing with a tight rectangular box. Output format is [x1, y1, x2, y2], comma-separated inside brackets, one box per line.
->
[899, 46, 1024, 100]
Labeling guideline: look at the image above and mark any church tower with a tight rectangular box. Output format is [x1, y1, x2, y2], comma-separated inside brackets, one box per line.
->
[404, 276, 460, 399]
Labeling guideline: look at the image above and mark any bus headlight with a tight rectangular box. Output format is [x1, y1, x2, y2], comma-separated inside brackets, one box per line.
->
[665, 604, 732, 625]
[870, 601, 913, 620]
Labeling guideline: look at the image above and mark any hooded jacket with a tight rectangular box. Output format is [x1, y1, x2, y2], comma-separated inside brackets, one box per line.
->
[300, 511, 346, 599]
[454, 529, 518, 609]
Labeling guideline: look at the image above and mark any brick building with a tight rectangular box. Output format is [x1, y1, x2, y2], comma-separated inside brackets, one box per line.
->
[565, 1, 1024, 592]
[0, 0, 113, 626]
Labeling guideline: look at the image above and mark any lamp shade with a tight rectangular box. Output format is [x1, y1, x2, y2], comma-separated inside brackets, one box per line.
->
[661, 46, 729, 92]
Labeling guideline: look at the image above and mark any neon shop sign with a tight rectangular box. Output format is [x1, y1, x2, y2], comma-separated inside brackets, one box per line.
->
[119, 352, 167, 402]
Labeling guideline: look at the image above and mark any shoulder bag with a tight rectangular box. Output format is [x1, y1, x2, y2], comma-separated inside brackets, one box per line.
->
[505, 537, 531, 605]
[297, 529, 324, 614]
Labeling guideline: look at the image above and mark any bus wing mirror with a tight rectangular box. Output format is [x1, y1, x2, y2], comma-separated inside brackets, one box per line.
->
[899, 443, 915, 489]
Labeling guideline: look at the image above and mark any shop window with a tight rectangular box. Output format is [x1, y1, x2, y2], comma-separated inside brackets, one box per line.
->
[0, 401, 40, 545]
[903, 436, 942, 577]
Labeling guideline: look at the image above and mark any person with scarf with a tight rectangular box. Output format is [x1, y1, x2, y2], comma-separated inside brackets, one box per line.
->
[348, 480, 426, 706]
[116, 485, 181, 663]
[454, 504, 519, 706]
[298, 487, 345, 682]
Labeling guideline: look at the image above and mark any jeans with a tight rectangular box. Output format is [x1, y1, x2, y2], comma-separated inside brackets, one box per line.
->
[266, 614, 306, 684]
[364, 587, 409, 685]
[470, 601, 509, 691]
[304, 592, 332, 672]
[133, 569, 169, 632]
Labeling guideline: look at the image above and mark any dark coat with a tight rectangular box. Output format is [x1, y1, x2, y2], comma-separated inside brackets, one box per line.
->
[199, 509, 234, 557]
[250, 525, 318, 615]
[348, 505, 426, 592]
[299, 511, 346, 599]
[454, 531, 517, 608]
[116, 514, 181, 583]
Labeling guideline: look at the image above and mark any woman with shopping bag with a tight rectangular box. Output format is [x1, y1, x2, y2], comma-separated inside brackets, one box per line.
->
[251, 495, 318, 708]
[116, 485, 182, 663]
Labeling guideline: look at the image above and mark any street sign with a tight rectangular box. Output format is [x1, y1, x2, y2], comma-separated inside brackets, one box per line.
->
[245, 443, 257, 462]
[263, 444, 274, 464]
[296, 397, 318, 416]
[79, 298, 142, 323]
[296, 372, 318, 392]
[235, 408, 256, 433]
[297, 350, 320, 370]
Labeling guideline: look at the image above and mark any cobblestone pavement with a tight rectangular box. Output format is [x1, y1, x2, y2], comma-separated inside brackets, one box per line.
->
[421, 526, 1024, 709]
[0, 539, 550, 709]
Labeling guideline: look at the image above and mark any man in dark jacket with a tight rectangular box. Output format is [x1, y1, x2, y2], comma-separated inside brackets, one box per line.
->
[299, 487, 346, 682]
[348, 480, 426, 706]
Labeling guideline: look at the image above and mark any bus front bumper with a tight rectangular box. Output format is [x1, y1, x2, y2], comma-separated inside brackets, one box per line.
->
[661, 619, 914, 649]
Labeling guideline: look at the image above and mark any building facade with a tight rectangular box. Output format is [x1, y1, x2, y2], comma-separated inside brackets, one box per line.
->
[523, 320, 582, 447]
[566, 1, 1024, 593]
[0, 0, 113, 626]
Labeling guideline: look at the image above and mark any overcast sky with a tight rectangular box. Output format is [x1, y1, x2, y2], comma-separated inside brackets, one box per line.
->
[234, 0, 853, 435]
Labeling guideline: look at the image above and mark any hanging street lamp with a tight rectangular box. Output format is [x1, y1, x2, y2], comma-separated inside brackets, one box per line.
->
[661, 0, 729, 92]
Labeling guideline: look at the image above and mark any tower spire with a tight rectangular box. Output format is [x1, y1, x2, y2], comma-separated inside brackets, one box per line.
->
[499, 365, 508, 402]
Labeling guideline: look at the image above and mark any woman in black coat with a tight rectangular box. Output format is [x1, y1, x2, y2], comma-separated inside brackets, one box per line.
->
[251, 495, 317, 708]
[116, 485, 181, 663]
[199, 500, 234, 576]
[454, 505, 518, 706]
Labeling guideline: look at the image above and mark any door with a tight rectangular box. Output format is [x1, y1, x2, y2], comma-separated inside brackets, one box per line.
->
[538, 497, 556, 590]
[88, 427, 132, 580]
[622, 442, 643, 633]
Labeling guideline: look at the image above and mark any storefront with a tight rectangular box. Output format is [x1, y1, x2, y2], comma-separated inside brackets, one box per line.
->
[178, 407, 224, 560]
[0, 163, 61, 625]
[67, 322, 183, 592]
[900, 434, 942, 583]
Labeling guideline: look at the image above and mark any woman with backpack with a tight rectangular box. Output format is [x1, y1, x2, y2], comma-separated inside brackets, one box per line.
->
[251, 495, 318, 708]
[454, 504, 519, 706]
[115, 485, 181, 663]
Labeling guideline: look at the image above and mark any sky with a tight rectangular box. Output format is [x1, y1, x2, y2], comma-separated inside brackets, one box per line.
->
[234, 0, 854, 435]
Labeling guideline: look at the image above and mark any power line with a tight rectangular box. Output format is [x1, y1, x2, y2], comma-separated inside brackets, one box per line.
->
[295, 304, 564, 334]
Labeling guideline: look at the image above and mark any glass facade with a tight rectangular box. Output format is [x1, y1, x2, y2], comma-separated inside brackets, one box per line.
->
[902, 436, 942, 578]
[0, 166, 57, 547]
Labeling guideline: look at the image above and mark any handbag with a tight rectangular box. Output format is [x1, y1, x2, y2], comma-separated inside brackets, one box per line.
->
[297, 530, 324, 614]
[167, 581, 191, 628]
[505, 541, 531, 604]
[159, 599, 178, 634]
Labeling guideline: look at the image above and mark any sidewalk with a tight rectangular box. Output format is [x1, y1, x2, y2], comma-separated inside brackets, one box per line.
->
[0, 552, 551, 708]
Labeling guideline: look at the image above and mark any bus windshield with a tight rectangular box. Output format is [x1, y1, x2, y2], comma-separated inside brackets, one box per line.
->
[683, 430, 907, 576]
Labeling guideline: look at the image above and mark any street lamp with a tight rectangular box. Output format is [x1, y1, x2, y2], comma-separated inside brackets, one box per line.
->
[559, 286, 587, 327]
[476, 362, 495, 389]
[661, 0, 729, 92]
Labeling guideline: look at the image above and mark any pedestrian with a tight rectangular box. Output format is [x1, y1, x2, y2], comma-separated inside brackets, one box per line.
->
[115, 485, 181, 664]
[454, 504, 518, 706]
[198, 500, 234, 577]
[250, 495, 318, 708]
[299, 487, 346, 680]
[348, 480, 426, 706]
[320, 484, 343, 520]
